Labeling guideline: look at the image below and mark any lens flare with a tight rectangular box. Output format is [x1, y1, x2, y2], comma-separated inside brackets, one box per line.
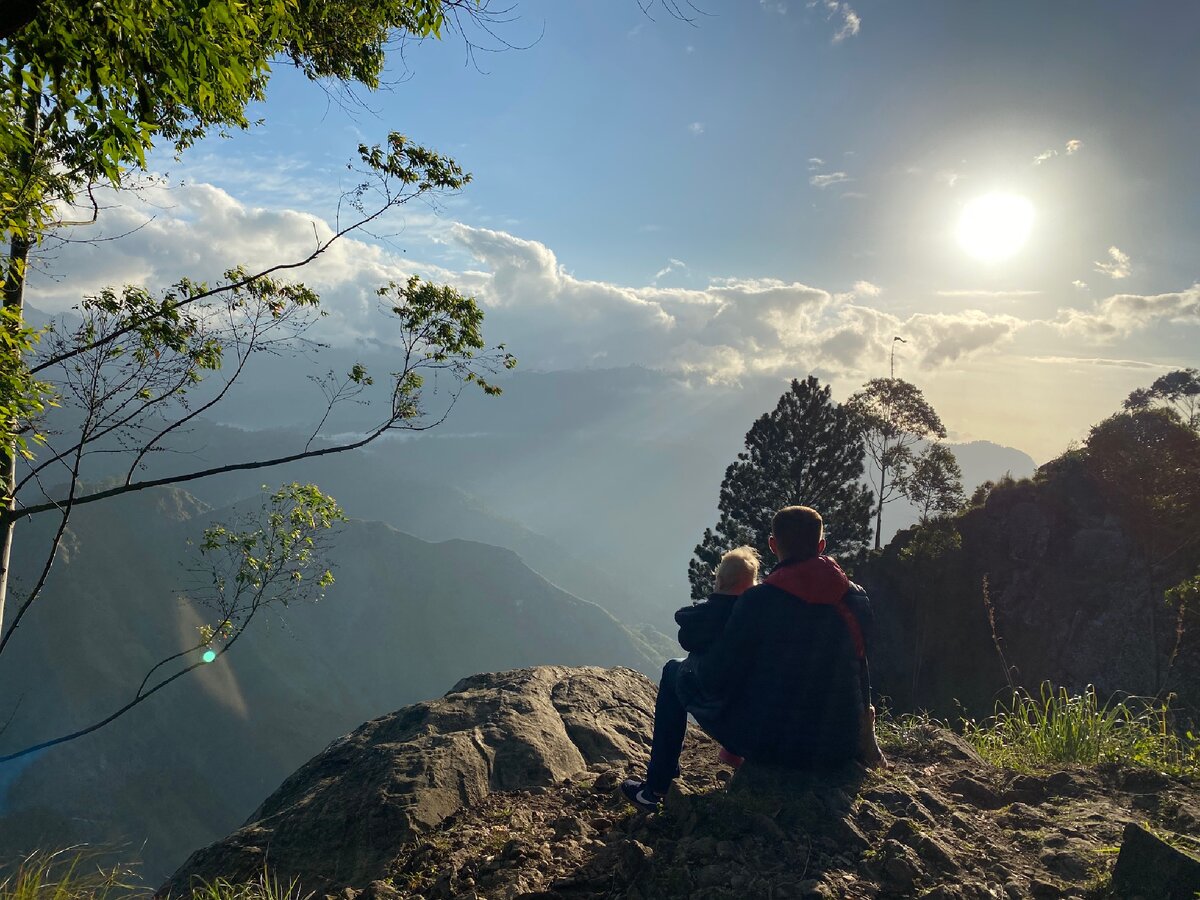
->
[956, 193, 1035, 263]
[202, 649, 217, 663]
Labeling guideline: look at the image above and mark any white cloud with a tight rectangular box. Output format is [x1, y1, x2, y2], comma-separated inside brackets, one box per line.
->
[1094, 245, 1132, 279]
[688, 122, 705, 136]
[1033, 148, 1058, 165]
[1065, 139, 1084, 155]
[1057, 285, 1200, 340]
[807, 157, 825, 169]
[653, 258, 688, 283]
[810, 171, 852, 189]
[29, 177, 1197, 388]
[1072, 280, 1088, 290]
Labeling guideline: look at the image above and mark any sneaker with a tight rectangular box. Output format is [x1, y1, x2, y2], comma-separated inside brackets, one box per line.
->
[620, 778, 664, 813]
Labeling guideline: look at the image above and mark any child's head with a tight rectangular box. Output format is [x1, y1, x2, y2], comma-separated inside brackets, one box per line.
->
[715, 545, 760, 595]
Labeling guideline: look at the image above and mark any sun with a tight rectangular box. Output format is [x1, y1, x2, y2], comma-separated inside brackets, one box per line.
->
[956, 193, 1035, 263]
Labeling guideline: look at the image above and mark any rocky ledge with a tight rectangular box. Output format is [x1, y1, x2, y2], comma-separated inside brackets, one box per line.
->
[161, 666, 1200, 900]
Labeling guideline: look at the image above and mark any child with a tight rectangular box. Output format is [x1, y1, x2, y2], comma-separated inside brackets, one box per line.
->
[674, 546, 887, 769]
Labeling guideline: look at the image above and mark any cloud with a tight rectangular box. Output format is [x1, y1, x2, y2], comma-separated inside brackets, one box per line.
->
[823, 0, 861, 41]
[653, 258, 688, 283]
[1072, 280, 1088, 290]
[936, 289, 1040, 298]
[1094, 245, 1132, 279]
[30, 177, 1196, 388]
[807, 157, 825, 169]
[1056, 285, 1200, 340]
[810, 171, 852, 189]
[1033, 139, 1084, 166]
[1028, 355, 1173, 370]
[688, 122, 705, 136]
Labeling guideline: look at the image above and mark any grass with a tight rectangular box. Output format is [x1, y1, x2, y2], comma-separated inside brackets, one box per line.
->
[962, 684, 1200, 777]
[0, 850, 137, 900]
[0, 851, 315, 900]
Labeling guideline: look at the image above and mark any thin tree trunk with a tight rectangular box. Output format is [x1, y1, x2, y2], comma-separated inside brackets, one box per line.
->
[0, 233, 31, 633]
[0, 85, 41, 633]
[874, 466, 886, 550]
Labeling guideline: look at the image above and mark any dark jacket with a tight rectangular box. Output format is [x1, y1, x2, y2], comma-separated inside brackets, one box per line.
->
[676, 555, 871, 767]
[674, 592, 739, 653]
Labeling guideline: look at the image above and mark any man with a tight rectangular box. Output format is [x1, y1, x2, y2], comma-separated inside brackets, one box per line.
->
[622, 505, 872, 811]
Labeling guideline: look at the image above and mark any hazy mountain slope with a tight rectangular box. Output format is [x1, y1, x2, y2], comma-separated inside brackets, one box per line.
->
[0, 487, 661, 882]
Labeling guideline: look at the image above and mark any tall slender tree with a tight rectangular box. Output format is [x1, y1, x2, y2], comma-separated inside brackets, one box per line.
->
[688, 376, 874, 598]
[847, 377, 946, 550]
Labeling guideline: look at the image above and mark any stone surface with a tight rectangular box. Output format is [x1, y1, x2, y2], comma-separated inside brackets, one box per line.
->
[1111, 822, 1200, 900]
[158, 666, 656, 897]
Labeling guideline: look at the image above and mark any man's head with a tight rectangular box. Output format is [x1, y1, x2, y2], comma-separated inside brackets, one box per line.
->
[714, 545, 760, 595]
[768, 506, 825, 562]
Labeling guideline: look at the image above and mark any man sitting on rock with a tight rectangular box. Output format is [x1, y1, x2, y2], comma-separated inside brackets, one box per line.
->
[622, 505, 874, 812]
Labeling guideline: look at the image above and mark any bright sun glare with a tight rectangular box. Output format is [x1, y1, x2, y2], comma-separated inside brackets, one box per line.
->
[956, 193, 1035, 263]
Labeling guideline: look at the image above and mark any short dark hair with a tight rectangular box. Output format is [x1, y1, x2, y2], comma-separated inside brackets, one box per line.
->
[771, 506, 824, 561]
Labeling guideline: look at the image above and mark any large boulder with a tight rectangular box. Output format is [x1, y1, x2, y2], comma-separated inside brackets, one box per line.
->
[158, 666, 656, 897]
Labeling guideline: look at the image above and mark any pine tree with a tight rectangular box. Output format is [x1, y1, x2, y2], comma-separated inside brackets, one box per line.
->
[688, 376, 874, 598]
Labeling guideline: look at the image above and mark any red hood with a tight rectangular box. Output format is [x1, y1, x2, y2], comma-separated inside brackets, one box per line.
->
[763, 555, 850, 606]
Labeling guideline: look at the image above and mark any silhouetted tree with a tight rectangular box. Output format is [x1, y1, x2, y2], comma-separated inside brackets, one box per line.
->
[903, 443, 965, 523]
[847, 378, 946, 550]
[1124, 368, 1200, 430]
[688, 376, 873, 598]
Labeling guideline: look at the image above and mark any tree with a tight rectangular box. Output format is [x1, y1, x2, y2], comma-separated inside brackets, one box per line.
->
[1124, 368, 1200, 430]
[847, 377, 946, 550]
[0, 0, 520, 753]
[902, 443, 965, 523]
[1, 0, 499, 628]
[0, 133, 516, 759]
[688, 376, 874, 598]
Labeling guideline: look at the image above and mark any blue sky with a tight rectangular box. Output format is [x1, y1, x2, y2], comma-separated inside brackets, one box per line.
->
[33, 1, 1200, 460]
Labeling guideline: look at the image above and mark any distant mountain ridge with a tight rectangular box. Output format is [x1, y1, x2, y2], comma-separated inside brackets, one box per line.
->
[0, 486, 663, 882]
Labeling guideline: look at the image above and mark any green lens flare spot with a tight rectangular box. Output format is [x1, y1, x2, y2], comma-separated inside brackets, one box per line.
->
[202, 649, 217, 663]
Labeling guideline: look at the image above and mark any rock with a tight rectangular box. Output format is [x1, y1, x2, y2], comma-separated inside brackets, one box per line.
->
[947, 775, 1005, 809]
[916, 834, 960, 873]
[157, 666, 657, 897]
[1111, 822, 1200, 900]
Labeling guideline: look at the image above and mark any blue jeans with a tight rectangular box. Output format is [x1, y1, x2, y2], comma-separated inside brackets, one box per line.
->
[645, 658, 688, 793]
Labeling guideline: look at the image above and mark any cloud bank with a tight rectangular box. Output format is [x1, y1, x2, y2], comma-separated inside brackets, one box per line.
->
[26, 179, 1198, 383]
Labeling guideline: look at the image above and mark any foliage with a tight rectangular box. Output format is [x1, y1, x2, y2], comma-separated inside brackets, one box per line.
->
[688, 376, 873, 598]
[1082, 408, 1200, 563]
[0, 848, 136, 900]
[193, 483, 345, 653]
[846, 377, 946, 550]
[0, 304, 53, 468]
[0, 132, 513, 758]
[0, 0, 481, 239]
[901, 442, 964, 523]
[188, 869, 313, 900]
[962, 683, 1200, 777]
[1124, 367, 1200, 430]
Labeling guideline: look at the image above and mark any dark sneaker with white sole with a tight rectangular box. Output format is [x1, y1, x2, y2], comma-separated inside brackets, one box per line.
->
[620, 778, 665, 813]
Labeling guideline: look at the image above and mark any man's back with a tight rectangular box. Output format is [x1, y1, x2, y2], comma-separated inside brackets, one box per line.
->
[691, 572, 864, 767]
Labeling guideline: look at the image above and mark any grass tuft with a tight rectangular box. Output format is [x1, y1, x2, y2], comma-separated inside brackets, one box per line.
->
[0, 849, 138, 900]
[188, 870, 312, 900]
[962, 683, 1200, 776]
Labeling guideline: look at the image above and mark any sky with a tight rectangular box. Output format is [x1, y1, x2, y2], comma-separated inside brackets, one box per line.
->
[29, 0, 1200, 462]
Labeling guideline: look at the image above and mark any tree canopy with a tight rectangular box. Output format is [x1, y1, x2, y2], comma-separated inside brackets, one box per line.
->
[846, 377, 946, 550]
[688, 376, 874, 598]
[1124, 368, 1200, 431]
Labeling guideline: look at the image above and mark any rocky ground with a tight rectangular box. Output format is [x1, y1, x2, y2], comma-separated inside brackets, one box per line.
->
[160, 667, 1200, 900]
[379, 728, 1199, 899]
